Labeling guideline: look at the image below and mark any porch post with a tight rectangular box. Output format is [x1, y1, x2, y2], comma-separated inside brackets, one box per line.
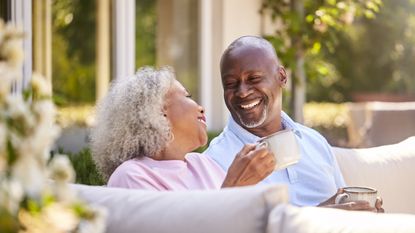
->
[96, 0, 111, 102]
[112, 0, 135, 81]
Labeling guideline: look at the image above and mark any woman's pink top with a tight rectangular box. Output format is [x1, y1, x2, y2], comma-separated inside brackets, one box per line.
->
[107, 153, 226, 191]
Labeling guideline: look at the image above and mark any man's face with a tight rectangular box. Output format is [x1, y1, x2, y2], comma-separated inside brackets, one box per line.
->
[221, 46, 285, 136]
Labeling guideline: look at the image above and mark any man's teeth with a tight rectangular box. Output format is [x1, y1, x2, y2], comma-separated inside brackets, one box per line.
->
[240, 100, 260, 109]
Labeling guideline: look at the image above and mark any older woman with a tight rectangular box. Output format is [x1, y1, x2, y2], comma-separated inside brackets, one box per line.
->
[91, 67, 275, 190]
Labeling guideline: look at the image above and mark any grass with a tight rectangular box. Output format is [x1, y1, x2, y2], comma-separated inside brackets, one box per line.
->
[60, 148, 105, 186]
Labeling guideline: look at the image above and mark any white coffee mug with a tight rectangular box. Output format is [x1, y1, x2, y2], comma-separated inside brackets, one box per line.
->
[256, 129, 301, 171]
[335, 186, 378, 208]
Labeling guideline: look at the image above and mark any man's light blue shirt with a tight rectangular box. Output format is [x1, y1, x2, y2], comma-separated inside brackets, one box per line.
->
[203, 112, 346, 206]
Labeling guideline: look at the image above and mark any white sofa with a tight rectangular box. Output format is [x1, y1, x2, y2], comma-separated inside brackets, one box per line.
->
[74, 136, 415, 233]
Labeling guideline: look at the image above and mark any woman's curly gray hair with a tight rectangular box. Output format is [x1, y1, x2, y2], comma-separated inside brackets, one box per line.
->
[91, 66, 175, 180]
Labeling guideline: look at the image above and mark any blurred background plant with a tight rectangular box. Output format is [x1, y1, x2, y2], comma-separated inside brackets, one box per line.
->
[56, 105, 95, 128]
[48, 0, 415, 169]
[0, 20, 106, 233]
[304, 102, 349, 146]
[261, 0, 383, 120]
[64, 148, 105, 186]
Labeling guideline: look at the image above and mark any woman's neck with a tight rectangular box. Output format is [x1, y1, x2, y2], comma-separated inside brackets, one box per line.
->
[153, 144, 187, 161]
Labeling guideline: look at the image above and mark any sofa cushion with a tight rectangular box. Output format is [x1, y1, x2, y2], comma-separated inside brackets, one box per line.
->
[268, 204, 415, 233]
[72, 184, 288, 233]
[333, 136, 415, 214]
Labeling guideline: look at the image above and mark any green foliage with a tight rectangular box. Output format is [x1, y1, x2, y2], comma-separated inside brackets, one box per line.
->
[52, 0, 96, 105]
[261, 0, 383, 103]
[323, 0, 415, 101]
[136, 0, 157, 67]
[64, 148, 105, 186]
[262, 0, 382, 63]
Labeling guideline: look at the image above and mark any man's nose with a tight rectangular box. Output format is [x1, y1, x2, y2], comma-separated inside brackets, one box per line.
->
[236, 82, 252, 98]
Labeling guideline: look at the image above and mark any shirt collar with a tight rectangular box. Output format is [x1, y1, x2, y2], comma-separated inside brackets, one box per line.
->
[227, 111, 302, 144]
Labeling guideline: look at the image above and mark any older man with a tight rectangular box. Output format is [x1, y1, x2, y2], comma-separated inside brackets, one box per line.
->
[204, 36, 383, 211]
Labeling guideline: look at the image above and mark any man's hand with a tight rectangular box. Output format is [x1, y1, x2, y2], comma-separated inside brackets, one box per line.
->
[318, 188, 385, 213]
[221, 144, 276, 187]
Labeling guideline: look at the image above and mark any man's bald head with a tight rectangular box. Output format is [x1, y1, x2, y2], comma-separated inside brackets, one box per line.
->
[220, 36, 279, 70]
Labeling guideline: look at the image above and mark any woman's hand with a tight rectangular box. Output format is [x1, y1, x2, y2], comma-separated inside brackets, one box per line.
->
[221, 144, 276, 188]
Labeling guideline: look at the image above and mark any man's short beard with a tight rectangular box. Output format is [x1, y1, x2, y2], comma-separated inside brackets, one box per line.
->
[237, 107, 267, 129]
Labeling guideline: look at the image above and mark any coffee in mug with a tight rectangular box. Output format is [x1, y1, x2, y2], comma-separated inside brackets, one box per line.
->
[335, 186, 378, 207]
[256, 129, 301, 171]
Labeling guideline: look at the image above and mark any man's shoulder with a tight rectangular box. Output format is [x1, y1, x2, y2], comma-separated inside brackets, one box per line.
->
[203, 129, 242, 157]
[203, 131, 229, 155]
[295, 122, 328, 142]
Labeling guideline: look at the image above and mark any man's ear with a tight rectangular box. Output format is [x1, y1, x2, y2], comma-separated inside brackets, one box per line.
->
[278, 66, 287, 87]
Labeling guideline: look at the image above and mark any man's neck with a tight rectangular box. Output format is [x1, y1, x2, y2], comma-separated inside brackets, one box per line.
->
[244, 119, 283, 138]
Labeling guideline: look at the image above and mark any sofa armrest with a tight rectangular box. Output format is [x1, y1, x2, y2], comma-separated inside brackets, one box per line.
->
[333, 136, 415, 214]
[267, 204, 415, 233]
[72, 184, 288, 233]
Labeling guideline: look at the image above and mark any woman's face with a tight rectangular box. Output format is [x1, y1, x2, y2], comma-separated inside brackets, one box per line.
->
[164, 80, 207, 152]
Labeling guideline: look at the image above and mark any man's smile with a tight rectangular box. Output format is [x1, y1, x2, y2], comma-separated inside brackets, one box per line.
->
[239, 99, 261, 110]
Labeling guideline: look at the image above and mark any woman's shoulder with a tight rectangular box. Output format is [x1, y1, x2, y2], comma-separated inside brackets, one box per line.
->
[110, 159, 146, 177]
[107, 158, 159, 189]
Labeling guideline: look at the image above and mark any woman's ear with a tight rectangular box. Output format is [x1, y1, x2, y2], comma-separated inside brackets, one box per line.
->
[278, 66, 287, 87]
[162, 104, 168, 117]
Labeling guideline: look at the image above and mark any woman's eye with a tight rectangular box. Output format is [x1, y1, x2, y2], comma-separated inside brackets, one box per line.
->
[186, 94, 192, 98]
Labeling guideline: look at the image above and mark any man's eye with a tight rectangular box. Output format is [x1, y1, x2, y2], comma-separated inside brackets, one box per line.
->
[186, 94, 192, 98]
[225, 82, 237, 88]
[249, 76, 262, 83]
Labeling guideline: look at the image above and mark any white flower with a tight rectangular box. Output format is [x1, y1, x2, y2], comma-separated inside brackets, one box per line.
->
[78, 205, 108, 233]
[33, 100, 56, 124]
[5, 95, 36, 134]
[31, 73, 52, 97]
[48, 154, 75, 183]
[0, 20, 106, 233]
[17, 103, 59, 162]
[11, 155, 46, 198]
[0, 64, 18, 97]
[18, 203, 80, 233]
[0, 178, 23, 214]
[47, 155, 76, 204]
[1, 39, 24, 67]
[44, 203, 80, 232]
[5, 95, 27, 118]
[0, 23, 24, 68]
